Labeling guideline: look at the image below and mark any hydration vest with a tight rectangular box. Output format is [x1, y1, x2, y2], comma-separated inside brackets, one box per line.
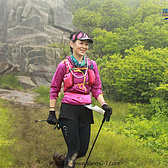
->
[63, 58, 95, 92]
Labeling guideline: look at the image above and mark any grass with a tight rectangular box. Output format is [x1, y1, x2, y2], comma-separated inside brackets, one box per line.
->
[33, 86, 64, 106]
[0, 74, 23, 90]
[0, 100, 66, 168]
[33, 86, 50, 106]
[77, 112, 165, 168]
[0, 99, 15, 168]
[0, 77, 167, 167]
[0, 98, 167, 168]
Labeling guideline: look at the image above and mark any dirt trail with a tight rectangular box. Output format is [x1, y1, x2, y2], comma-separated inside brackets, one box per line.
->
[0, 88, 40, 106]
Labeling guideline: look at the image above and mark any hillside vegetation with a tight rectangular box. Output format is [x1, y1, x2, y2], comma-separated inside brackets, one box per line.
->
[0, 98, 167, 168]
[1, 0, 168, 167]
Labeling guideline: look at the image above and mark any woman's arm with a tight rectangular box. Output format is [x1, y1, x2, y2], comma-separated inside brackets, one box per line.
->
[49, 61, 66, 108]
[97, 94, 106, 106]
[50, 99, 57, 111]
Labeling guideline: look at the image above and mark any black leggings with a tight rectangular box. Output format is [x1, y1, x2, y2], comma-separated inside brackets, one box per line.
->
[60, 118, 91, 168]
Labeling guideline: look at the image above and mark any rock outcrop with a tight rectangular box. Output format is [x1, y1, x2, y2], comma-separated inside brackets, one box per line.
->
[0, 88, 40, 106]
[0, 43, 62, 86]
[0, 0, 74, 86]
[0, 0, 73, 45]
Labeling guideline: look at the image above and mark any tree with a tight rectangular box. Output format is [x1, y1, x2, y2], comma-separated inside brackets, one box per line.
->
[73, 9, 102, 35]
[91, 28, 120, 58]
[99, 46, 168, 103]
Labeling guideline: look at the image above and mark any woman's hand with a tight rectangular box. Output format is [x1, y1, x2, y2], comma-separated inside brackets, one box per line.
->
[47, 111, 58, 125]
[102, 104, 112, 121]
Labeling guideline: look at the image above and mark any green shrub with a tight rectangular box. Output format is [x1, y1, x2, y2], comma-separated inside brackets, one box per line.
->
[127, 103, 150, 119]
[155, 83, 168, 101]
[128, 97, 168, 119]
[149, 97, 168, 117]
[98, 46, 168, 103]
[118, 114, 168, 159]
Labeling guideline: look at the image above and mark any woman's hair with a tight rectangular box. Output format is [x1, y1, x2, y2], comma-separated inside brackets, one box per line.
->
[70, 30, 82, 42]
[70, 30, 82, 53]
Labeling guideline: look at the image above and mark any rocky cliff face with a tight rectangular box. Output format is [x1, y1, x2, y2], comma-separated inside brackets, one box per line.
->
[0, 0, 73, 45]
[0, 0, 74, 87]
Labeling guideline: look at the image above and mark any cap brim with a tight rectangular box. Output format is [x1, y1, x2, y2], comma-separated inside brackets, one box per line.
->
[78, 37, 93, 43]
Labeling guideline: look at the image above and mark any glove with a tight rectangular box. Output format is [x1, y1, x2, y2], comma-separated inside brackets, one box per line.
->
[102, 104, 112, 122]
[47, 111, 58, 125]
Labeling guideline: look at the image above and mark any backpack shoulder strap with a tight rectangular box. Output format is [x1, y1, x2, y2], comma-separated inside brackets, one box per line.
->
[87, 58, 93, 70]
[64, 58, 73, 74]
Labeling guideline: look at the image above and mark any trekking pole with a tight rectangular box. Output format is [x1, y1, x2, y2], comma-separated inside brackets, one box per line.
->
[83, 116, 106, 168]
[35, 119, 61, 130]
[35, 119, 47, 122]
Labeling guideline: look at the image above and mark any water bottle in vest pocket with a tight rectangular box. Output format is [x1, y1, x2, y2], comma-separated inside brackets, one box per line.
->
[63, 72, 73, 92]
[88, 69, 95, 85]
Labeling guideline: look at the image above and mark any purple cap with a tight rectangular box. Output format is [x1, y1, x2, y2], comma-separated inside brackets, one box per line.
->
[71, 32, 93, 43]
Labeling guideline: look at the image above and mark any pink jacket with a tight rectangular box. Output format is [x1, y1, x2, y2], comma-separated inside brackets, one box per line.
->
[50, 56, 103, 105]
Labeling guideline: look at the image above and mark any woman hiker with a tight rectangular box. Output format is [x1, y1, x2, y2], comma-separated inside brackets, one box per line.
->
[47, 30, 112, 168]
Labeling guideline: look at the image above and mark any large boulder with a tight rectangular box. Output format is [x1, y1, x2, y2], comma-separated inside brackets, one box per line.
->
[17, 76, 37, 89]
[0, 43, 62, 86]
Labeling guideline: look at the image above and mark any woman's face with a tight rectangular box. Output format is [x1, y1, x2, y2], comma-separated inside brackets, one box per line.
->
[70, 39, 89, 57]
